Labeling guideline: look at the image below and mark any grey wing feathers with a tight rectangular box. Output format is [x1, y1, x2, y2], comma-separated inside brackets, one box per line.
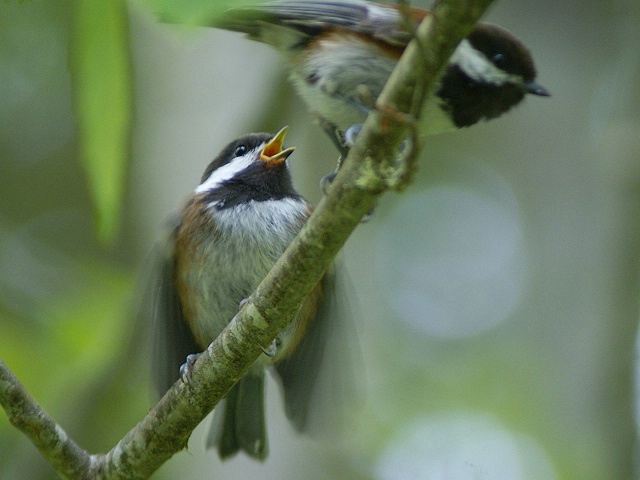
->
[273, 274, 330, 430]
[215, 0, 410, 47]
[248, 1, 377, 29]
[148, 221, 201, 398]
[274, 261, 361, 432]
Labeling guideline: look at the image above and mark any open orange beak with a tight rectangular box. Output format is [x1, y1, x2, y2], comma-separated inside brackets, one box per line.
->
[260, 126, 295, 167]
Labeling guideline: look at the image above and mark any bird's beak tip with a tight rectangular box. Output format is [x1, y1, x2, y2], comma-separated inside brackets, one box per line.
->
[261, 126, 294, 165]
[525, 81, 551, 97]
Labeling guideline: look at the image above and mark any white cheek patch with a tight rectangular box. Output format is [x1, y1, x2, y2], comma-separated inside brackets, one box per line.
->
[450, 39, 521, 87]
[366, 3, 402, 25]
[194, 145, 265, 194]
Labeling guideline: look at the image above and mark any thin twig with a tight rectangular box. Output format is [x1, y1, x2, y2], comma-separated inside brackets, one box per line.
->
[0, 360, 92, 479]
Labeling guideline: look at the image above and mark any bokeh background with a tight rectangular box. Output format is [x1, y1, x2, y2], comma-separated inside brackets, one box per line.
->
[2, 0, 640, 478]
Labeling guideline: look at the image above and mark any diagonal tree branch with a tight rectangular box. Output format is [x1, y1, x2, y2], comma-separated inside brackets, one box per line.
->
[0, 0, 496, 478]
[0, 360, 93, 478]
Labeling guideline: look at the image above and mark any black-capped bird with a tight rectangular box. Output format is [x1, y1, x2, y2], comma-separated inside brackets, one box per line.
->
[210, 0, 549, 141]
[150, 127, 341, 460]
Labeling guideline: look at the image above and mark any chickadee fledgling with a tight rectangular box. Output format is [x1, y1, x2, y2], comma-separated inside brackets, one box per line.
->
[150, 127, 336, 461]
[212, 0, 550, 141]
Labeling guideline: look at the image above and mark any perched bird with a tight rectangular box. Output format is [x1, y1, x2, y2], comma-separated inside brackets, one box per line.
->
[150, 127, 340, 460]
[211, 0, 550, 143]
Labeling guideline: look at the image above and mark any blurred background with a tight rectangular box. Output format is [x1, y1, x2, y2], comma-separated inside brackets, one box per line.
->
[1, 0, 639, 478]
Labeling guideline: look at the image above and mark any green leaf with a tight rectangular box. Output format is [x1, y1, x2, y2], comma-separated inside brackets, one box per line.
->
[137, 0, 249, 26]
[70, 0, 132, 244]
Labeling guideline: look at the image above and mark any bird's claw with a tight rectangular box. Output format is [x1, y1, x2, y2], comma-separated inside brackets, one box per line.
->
[261, 339, 278, 357]
[320, 172, 337, 195]
[179, 353, 202, 385]
[344, 123, 362, 148]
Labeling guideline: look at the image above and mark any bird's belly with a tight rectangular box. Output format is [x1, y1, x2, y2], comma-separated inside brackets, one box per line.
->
[288, 37, 457, 135]
[177, 200, 309, 362]
[184, 251, 308, 369]
[289, 33, 396, 130]
[292, 71, 457, 135]
[183, 244, 267, 347]
[291, 77, 367, 129]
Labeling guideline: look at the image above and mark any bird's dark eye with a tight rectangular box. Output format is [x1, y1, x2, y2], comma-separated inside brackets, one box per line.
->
[491, 53, 506, 68]
[234, 145, 248, 157]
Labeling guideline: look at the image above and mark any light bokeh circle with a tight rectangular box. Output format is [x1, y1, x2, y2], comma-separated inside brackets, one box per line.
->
[375, 171, 527, 338]
[375, 413, 556, 480]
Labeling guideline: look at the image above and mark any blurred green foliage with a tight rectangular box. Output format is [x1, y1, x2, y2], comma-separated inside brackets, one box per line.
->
[69, 0, 132, 244]
[141, 0, 245, 24]
[0, 0, 146, 477]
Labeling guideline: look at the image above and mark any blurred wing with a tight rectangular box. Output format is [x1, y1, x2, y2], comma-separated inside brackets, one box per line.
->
[214, 0, 414, 49]
[274, 259, 362, 433]
[144, 216, 201, 398]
